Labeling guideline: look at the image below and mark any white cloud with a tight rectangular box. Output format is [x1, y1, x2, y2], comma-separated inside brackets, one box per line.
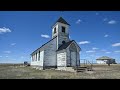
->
[6, 56, 9, 57]
[114, 51, 120, 53]
[106, 52, 111, 54]
[92, 47, 99, 50]
[11, 43, 16, 46]
[0, 56, 2, 58]
[41, 34, 50, 38]
[104, 34, 109, 37]
[0, 27, 11, 34]
[103, 18, 108, 21]
[20, 56, 24, 59]
[108, 20, 117, 24]
[69, 35, 71, 39]
[4, 51, 11, 54]
[96, 13, 99, 15]
[86, 50, 95, 53]
[78, 41, 90, 45]
[76, 19, 82, 24]
[112, 43, 120, 47]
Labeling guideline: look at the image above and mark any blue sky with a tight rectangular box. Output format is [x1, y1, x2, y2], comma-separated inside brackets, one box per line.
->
[0, 11, 120, 63]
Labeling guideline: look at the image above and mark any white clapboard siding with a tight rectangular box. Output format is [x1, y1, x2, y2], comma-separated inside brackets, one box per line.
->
[44, 37, 57, 66]
[57, 52, 66, 66]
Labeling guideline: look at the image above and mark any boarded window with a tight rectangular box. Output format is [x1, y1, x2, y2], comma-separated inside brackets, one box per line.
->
[62, 26, 65, 33]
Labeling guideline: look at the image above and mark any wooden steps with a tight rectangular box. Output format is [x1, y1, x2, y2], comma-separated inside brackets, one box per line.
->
[73, 66, 93, 72]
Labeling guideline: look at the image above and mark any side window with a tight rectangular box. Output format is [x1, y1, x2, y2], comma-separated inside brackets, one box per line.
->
[54, 27, 56, 34]
[32, 55, 34, 61]
[36, 53, 37, 61]
[62, 26, 65, 33]
[38, 51, 40, 61]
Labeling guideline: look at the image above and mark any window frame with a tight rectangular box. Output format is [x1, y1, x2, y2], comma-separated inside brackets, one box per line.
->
[62, 26, 65, 33]
[54, 27, 56, 34]
[38, 51, 40, 61]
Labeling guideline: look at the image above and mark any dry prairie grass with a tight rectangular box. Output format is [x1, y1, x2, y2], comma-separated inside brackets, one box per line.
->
[0, 64, 120, 79]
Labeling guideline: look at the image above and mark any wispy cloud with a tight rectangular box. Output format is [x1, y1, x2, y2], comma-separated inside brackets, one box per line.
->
[21, 56, 24, 59]
[0, 27, 11, 34]
[11, 43, 16, 46]
[101, 49, 106, 52]
[90, 55, 95, 57]
[114, 51, 120, 53]
[104, 34, 109, 37]
[78, 41, 90, 45]
[3, 51, 11, 54]
[92, 47, 99, 50]
[103, 18, 108, 21]
[76, 19, 82, 24]
[86, 50, 95, 53]
[108, 20, 117, 24]
[112, 43, 120, 47]
[6, 56, 9, 57]
[106, 52, 111, 54]
[41, 34, 50, 38]
[0, 56, 2, 58]
[96, 13, 99, 15]
[69, 35, 71, 39]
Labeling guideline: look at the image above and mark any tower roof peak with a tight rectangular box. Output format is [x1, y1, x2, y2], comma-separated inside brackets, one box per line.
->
[54, 17, 70, 26]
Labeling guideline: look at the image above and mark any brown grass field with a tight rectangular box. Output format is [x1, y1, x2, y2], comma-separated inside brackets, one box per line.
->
[0, 64, 120, 79]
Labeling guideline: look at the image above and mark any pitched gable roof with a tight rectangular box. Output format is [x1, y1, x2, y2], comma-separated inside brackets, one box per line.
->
[96, 56, 114, 60]
[57, 40, 81, 51]
[57, 40, 74, 51]
[53, 17, 70, 26]
[31, 36, 57, 55]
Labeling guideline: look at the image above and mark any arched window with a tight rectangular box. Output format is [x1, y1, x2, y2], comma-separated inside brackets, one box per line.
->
[62, 41, 65, 44]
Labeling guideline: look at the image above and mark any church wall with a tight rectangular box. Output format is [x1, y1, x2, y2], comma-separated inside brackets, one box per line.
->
[44, 37, 57, 67]
[77, 52, 80, 66]
[57, 23, 70, 48]
[52, 24, 58, 38]
[66, 48, 70, 66]
[66, 42, 80, 67]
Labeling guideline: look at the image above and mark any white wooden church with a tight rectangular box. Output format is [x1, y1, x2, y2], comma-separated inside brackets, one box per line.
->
[31, 17, 81, 71]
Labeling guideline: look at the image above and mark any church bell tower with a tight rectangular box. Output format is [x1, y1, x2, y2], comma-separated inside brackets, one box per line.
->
[52, 17, 70, 49]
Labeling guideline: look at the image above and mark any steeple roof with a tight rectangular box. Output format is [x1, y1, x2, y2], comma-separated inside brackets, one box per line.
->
[53, 17, 70, 26]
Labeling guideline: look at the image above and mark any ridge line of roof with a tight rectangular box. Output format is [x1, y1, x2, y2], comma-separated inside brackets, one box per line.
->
[31, 36, 57, 55]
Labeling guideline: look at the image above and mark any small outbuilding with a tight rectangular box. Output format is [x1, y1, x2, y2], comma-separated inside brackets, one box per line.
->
[96, 56, 116, 64]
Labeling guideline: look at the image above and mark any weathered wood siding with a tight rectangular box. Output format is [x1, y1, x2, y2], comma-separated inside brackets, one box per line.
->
[66, 42, 80, 67]
[66, 48, 70, 66]
[97, 60, 106, 64]
[71, 51, 76, 66]
[77, 52, 80, 66]
[57, 50, 66, 66]
[44, 37, 57, 66]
